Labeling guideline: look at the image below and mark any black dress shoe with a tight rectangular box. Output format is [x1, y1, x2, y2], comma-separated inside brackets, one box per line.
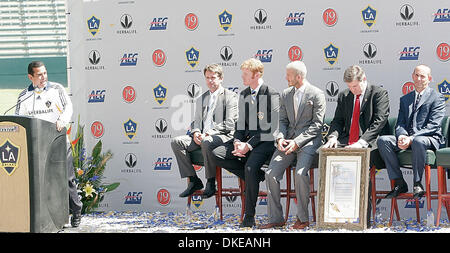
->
[179, 178, 204, 198]
[385, 184, 408, 199]
[413, 183, 425, 199]
[202, 181, 216, 199]
[239, 215, 255, 228]
[71, 213, 82, 228]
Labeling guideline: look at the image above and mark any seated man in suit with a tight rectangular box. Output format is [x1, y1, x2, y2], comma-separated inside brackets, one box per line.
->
[323, 65, 390, 225]
[259, 61, 325, 230]
[378, 65, 445, 199]
[207, 58, 280, 228]
[171, 64, 238, 198]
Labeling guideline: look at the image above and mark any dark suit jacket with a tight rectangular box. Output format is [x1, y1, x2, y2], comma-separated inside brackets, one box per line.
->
[395, 86, 445, 150]
[234, 84, 280, 148]
[327, 83, 390, 148]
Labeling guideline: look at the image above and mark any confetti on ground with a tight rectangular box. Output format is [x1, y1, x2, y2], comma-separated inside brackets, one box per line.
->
[59, 211, 450, 233]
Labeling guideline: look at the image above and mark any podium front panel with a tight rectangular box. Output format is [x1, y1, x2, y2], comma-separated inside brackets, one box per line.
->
[0, 121, 30, 232]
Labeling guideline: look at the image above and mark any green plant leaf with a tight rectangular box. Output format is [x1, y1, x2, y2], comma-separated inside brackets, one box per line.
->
[104, 182, 120, 192]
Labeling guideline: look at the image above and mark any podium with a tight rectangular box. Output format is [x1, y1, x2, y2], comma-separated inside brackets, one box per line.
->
[0, 116, 69, 233]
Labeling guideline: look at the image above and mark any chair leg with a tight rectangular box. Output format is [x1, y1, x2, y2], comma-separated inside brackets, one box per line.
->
[285, 167, 291, 223]
[425, 165, 432, 212]
[389, 198, 396, 227]
[436, 166, 443, 226]
[239, 178, 245, 222]
[415, 199, 420, 223]
[216, 166, 223, 221]
[310, 168, 316, 222]
[370, 166, 377, 223]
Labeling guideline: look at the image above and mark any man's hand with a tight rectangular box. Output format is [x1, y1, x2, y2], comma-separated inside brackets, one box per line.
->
[232, 141, 250, 157]
[284, 140, 299, 155]
[345, 142, 363, 149]
[277, 138, 288, 152]
[323, 136, 338, 148]
[192, 132, 203, 145]
[398, 135, 412, 150]
[56, 120, 64, 132]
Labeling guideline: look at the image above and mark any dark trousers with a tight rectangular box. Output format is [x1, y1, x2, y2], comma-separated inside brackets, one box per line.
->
[67, 147, 83, 215]
[211, 140, 275, 216]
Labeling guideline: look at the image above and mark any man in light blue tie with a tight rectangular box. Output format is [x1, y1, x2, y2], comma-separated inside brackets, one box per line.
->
[377, 65, 446, 199]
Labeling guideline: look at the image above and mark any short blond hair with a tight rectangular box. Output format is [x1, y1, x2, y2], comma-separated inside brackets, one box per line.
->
[286, 61, 307, 79]
[240, 58, 264, 77]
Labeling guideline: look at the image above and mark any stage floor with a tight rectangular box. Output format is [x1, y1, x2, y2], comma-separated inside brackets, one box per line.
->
[59, 211, 450, 233]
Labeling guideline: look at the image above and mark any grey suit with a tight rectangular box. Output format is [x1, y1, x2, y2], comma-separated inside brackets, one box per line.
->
[171, 87, 238, 179]
[265, 81, 326, 223]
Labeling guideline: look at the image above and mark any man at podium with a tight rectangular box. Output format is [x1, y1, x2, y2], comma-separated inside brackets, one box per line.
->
[14, 61, 82, 228]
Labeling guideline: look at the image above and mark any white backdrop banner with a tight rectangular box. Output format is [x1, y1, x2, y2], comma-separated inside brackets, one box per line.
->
[66, 0, 450, 219]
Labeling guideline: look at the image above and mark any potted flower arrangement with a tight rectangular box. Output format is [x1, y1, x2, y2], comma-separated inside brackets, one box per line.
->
[69, 116, 120, 214]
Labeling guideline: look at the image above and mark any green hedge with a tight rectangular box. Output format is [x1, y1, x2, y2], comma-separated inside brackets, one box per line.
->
[0, 56, 67, 89]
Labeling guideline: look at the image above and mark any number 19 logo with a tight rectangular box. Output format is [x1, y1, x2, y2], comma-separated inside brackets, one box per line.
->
[152, 49, 166, 67]
[323, 8, 338, 27]
[157, 188, 171, 206]
[437, 43, 450, 62]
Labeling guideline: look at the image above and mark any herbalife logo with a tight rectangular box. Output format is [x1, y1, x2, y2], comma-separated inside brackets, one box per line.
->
[254, 9, 267, 24]
[117, 14, 137, 34]
[220, 46, 233, 61]
[363, 43, 377, 59]
[89, 50, 100, 65]
[121, 14, 133, 28]
[153, 118, 171, 139]
[122, 153, 142, 173]
[219, 46, 237, 67]
[326, 81, 339, 97]
[155, 118, 168, 133]
[359, 43, 381, 65]
[187, 83, 201, 99]
[251, 9, 271, 30]
[125, 153, 137, 168]
[400, 4, 414, 21]
[396, 4, 418, 26]
[86, 50, 105, 70]
[325, 81, 339, 102]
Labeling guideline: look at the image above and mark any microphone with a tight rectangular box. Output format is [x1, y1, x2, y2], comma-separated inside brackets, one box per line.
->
[3, 92, 35, 115]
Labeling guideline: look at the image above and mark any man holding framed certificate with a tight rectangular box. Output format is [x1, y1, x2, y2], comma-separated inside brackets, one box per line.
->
[322, 65, 390, 227]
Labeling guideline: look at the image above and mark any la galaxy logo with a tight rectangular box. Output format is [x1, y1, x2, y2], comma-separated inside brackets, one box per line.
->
[438, 79, 450, 102]
[191, 195, 204, 209]
[87, 15, 100, 36]
[361, 5, 377, 28]
[0, 139, 19, 176]
[123, 118, 137, 140]
[153, 83, 167, 105]
[185, 46, 200, 68]
[218, 10, 232, 31]
[324, 43, 339, 65]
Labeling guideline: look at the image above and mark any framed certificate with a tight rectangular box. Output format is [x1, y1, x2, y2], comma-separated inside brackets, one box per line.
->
[317, 148, 370, 230]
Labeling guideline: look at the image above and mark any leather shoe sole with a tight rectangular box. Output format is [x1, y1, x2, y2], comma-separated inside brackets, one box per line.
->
[292, 220, 309, 230]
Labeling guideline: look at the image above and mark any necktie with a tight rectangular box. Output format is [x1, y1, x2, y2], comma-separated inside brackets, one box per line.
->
[250, 89, 256, 105]
[203, 94, 216, 132]
[407, 93, 421, 135]
[348, 94, 361, 145]
[294, 89, 300, 120]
